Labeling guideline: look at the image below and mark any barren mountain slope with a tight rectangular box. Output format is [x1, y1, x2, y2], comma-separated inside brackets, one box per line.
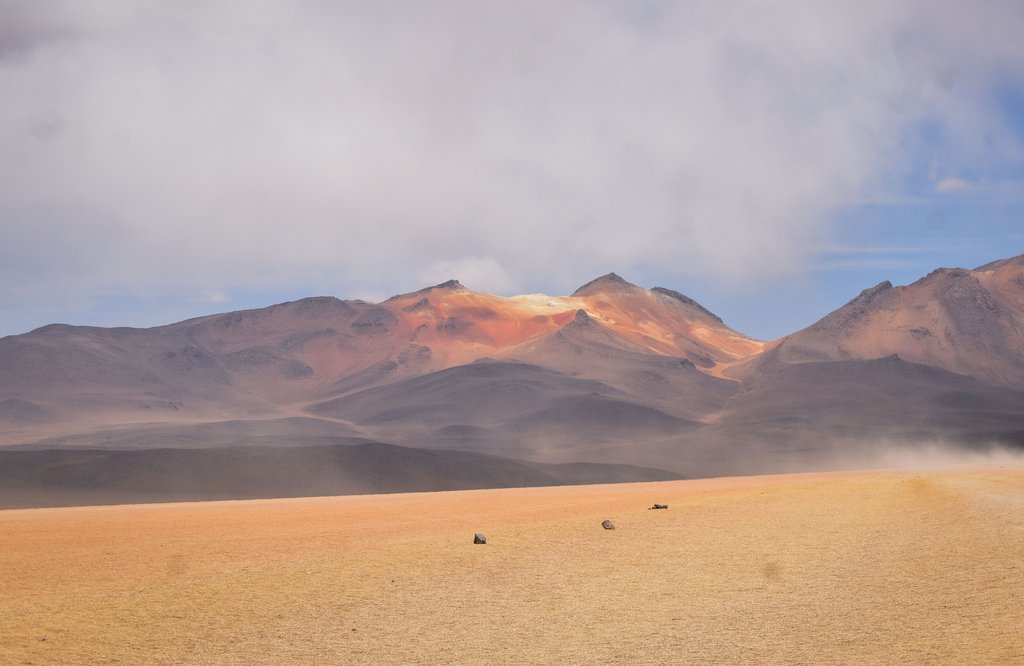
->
[3, 257, 1024, 491]
[0, 275, 757, 446]
[307, 359, 701, 465]
[495, 309, 738, 418]
[745, 254, 1024, 388]
[669, 354, 1024, 477]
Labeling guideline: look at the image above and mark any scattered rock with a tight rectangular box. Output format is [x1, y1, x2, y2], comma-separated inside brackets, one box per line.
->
[473, 533, 487, 544]
[601, 519, 615, 530]
[650, 503, 669, 510]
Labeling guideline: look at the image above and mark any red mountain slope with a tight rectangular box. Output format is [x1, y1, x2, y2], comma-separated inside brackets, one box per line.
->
[745, 255, 1024, 388]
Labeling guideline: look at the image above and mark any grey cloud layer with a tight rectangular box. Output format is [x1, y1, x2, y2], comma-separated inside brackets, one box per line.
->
[1, 1, 1023, 328]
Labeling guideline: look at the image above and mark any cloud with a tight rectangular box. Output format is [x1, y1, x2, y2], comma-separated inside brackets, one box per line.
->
[1, 0, 1023, 333]
[199, 289, 231, 304]
[934, 177, 973, 192]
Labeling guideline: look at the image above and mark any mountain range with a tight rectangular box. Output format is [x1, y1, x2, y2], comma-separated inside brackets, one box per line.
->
[2, 254, 1023, 506]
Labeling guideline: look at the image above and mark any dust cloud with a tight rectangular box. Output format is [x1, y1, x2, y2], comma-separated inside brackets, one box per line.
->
[815, 439, 1024, 474]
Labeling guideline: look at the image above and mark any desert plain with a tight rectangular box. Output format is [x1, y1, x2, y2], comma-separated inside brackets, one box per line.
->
[2, 466, 1022, 665]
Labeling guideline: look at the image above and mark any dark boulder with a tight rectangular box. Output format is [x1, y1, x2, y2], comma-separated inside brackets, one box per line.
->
[650, 503, 669, 510]
[601, 520, 615, 530]
[473, 533, 487, 544]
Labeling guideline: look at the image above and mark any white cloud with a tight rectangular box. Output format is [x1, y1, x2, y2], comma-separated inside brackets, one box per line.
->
[0, 0, 1023, 330]
[935, 177, 973, 192]
[199, 289, 231, 304]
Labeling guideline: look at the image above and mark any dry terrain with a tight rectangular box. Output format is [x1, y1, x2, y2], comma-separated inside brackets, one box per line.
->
[2, 467, 1022, 664]
[5, 256, 1024, 481]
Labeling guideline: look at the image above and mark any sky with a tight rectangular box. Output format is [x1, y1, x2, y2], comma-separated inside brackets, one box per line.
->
[2, 1, 1023, 340]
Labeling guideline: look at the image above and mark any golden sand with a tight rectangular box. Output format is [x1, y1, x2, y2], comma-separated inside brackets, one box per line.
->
[2, 468, 1022, 664]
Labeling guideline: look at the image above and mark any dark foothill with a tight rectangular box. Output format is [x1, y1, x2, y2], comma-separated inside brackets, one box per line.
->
[650, 504, 668, 510]
[601, 520, 615, 530]
[473, 533, 487, 544]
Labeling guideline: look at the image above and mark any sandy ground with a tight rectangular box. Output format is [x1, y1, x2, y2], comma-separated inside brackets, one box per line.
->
[2, 467, 1022, 665]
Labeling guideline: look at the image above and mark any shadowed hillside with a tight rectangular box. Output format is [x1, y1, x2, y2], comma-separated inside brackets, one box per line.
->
[0, 442, 681, 509]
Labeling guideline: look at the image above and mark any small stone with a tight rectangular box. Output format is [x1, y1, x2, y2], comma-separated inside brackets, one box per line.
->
[601, 519, 615, 530]
[473, 533, 487, 544]
[650, 503, 669, 510]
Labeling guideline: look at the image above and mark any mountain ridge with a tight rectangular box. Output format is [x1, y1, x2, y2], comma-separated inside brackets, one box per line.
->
[2, 256, 1023, 502]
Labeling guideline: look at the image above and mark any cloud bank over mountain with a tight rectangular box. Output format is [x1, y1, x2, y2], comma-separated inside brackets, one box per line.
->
[2, 1, 1023, 334]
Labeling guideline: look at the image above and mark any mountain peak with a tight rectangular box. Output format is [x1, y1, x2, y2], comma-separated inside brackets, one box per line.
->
[651, 287, 723, 324]
[572, 273, 636, 296]
[830, 280, 893, 321]
[855, 280, 893, 301]
[974, 253, 1024, 272]
[429, 279, 465, 291]
[388, 279, 467, 301]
